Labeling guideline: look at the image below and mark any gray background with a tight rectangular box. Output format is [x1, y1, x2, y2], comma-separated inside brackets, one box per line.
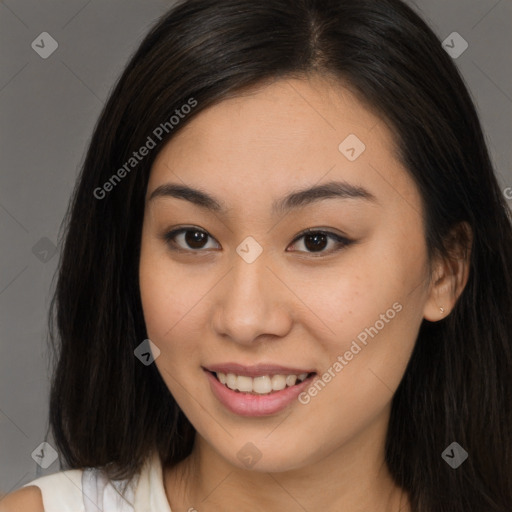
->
[0, 0, 511, 496]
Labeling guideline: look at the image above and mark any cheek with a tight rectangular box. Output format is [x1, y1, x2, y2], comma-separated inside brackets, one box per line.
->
[309, 255, 422, 346]
[294, 293, 423, 457]
[306, 233, 428, 391]
[139, 233, 197, 340]
[139, 260, 204, 401]
[139, 274, 190, 341]
[138, 245, 220, 397]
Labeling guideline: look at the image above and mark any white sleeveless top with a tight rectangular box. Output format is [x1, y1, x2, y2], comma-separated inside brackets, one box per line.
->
[21, 450, 173, 511]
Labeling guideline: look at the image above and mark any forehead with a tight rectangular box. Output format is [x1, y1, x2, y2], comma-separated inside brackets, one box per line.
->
[147, 76, 419, 215]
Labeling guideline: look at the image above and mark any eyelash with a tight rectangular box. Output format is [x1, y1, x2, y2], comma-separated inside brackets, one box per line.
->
[162, 227, 353, 256]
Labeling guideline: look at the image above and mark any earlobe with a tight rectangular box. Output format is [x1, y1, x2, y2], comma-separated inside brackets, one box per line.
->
[423, 222, 472, 322]
[422, 267, 455, 321]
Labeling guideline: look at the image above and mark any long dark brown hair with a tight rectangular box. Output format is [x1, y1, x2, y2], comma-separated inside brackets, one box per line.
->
[45, 0, 512, 510]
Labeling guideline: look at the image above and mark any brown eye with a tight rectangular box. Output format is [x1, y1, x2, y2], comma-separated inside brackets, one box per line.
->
[162, 227, 352, 256]
[303, 232, 328, 252]
[288, 230, 352, 255]
[184, 230, 208, 249]
[164, 228, 220, 251]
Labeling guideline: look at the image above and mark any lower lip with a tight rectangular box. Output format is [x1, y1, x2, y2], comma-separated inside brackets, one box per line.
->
[205, 370, 315, 417]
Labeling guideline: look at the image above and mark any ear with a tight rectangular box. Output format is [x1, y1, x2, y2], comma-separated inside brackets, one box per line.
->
[423, 222, 472, 322]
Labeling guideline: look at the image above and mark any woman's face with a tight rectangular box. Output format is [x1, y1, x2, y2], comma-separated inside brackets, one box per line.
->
[139, 76, 436, 472]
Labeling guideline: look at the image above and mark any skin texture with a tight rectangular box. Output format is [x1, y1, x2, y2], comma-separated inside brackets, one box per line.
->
[0, 486, 44, 512]
[139, 75, 470, 512]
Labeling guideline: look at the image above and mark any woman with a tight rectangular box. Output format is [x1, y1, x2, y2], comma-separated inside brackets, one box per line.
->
[2, 0, 511, 510]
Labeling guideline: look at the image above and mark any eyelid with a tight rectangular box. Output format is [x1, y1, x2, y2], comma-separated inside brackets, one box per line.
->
[287, 227, 352, 255]
[163, 226, 220, 253]
[289, 227, 349, 243]
[162, 226, 352, 255]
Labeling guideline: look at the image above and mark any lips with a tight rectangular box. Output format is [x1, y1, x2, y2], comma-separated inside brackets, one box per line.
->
[204, 363, 315, 378]
[203, 363, 317, 416]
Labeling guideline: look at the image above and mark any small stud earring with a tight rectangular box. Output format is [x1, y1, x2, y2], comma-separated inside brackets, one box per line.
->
[440, 307, 445, 314]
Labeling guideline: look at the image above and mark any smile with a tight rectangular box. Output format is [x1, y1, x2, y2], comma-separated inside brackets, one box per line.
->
[214, 371, 312, 394]
[203, 364, 317, 416]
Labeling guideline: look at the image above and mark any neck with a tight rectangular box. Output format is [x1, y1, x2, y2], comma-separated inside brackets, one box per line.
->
[163, 411, 409, 512]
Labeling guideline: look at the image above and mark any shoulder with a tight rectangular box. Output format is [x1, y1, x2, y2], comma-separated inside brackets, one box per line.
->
[0, 469, 84, 512]
[1, 457, 151, 512]
[0, 486, 44, 512]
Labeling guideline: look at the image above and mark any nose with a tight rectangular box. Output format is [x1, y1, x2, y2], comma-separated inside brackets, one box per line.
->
[211, 248, 293, 346]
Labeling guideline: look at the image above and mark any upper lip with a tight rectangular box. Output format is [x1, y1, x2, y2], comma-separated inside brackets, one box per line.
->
[204, 363, 315, 378]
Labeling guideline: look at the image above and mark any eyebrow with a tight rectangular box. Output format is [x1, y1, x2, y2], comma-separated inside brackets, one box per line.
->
[148, 180, 377, 215]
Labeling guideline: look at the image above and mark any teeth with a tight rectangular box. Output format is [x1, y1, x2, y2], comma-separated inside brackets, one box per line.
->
[215, 371, 310, 394]
[285, 374, 297, 387]
[226, 373, 237, 390]
[237, 375, 253, 393]
[271, 374, 286, 391]
[253, 376, 272, 394]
